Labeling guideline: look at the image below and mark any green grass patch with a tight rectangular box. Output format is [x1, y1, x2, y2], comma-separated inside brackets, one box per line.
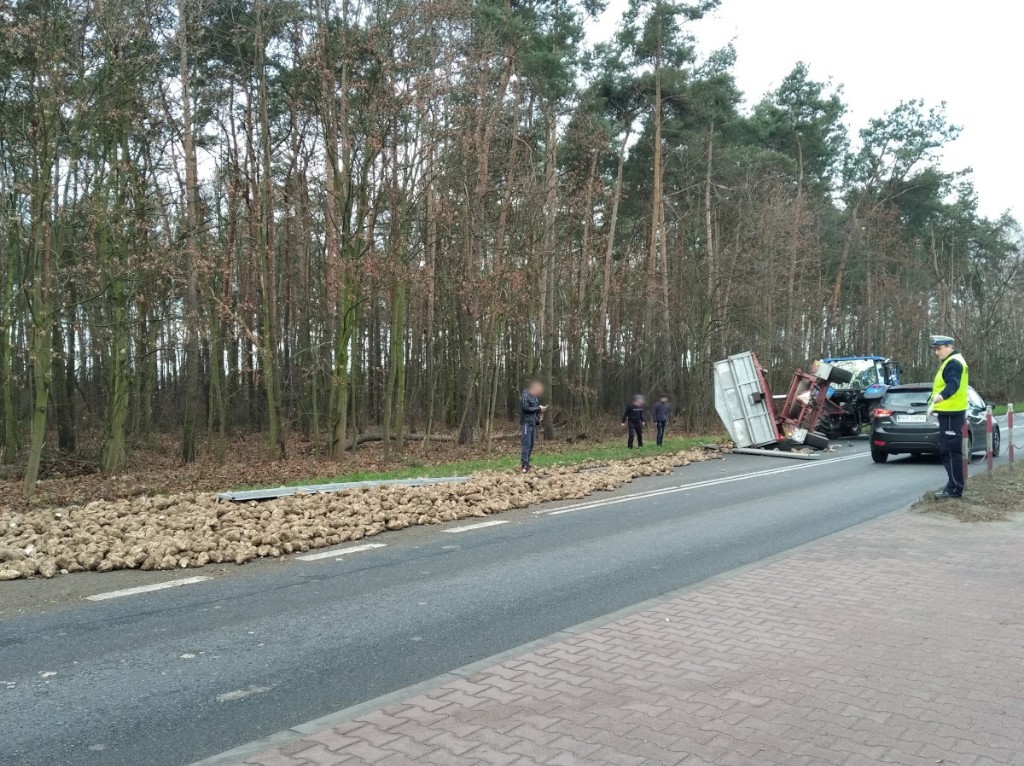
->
[991, 402, 1024, 416]
[234, 435, 712, 491]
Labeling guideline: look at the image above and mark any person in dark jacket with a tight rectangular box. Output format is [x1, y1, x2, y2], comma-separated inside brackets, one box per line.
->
[652, 395, 671, 446]
[520, 380, 547, 473]
[621, 394, 649, 449]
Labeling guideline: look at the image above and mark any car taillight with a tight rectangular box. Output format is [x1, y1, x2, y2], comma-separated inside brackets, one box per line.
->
[873, 408, 893, 418]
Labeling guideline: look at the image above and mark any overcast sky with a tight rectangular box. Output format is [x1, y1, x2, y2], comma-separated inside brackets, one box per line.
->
[593, 0, 1021, 220]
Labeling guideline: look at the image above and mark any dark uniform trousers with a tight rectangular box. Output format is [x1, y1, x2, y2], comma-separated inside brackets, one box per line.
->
[520, 422, 537, 467]
[938, 410, 966, 495]
[628, 422, 643, 448]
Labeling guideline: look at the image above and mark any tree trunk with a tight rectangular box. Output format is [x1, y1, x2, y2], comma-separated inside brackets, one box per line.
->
[255, 0, 281, 458]
[382, 276, 406, 457]
[457, 49, 514, 445]
[100, 294, 130, 475]
[541, 105, 558, 440]
[51, 310, 76, 453]
[785, 137, 805, 362]
[598, 125, 631, 404]
[703, 123, 716, 360]
[24, 71, 56, 497]
[829, 198, 863, 338]
[394, 283, 408, 454]
[178, 0, 201, 464]
[207, 301, 227, 463]
[25, 205, 53, 496]
[646, 55, 664, 379]
[0, 227, 19, 463]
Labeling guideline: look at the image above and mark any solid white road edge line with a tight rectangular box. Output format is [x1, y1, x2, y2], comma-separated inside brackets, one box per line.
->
[85, 576, 211, 602]
[296, 543, 387, 562]
[535, 451, 868, 517]
[443, 520, 509, 534]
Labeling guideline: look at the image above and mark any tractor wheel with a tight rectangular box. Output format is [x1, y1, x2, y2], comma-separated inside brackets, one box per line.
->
[825, 365, 854, 385]
[817, 419, 840, 440]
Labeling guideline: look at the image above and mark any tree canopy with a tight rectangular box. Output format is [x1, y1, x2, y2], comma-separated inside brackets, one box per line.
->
[1, 0, 1020, 495]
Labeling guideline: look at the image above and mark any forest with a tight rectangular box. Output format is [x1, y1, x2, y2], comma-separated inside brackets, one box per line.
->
[1, 0, 1022, 496]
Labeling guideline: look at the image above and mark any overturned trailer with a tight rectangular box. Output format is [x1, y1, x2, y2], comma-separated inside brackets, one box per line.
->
[713, 351, 854, 456]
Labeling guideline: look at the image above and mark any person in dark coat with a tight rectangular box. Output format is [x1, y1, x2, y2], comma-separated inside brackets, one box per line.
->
[520, 380, 547, 473]
[621, 394, 649, 449]
[652, 395, 671, 446]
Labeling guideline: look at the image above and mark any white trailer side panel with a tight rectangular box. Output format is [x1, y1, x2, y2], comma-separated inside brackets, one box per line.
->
[714, 352, 778, 448]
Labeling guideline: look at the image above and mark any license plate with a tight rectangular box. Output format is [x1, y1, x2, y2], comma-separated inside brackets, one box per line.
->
[896, 414, 927, 424]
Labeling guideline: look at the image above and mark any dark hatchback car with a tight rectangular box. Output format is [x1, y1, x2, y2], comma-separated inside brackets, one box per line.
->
[870, 383, 1002, 463]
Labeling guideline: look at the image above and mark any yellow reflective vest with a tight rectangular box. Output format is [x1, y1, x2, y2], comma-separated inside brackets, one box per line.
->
[932, 353, 968, 412]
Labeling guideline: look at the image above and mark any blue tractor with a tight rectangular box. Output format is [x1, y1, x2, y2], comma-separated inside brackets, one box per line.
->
[819, 356, 902, 438]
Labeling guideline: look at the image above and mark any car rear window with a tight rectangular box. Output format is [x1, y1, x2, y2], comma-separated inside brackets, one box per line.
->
[882, 390, 932, 409]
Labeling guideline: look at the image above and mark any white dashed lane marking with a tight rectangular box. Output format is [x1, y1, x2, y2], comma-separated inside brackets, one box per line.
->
[296, 543, 387, 562]
[85, 576, 211, 601]
[443, 520, 509, 534]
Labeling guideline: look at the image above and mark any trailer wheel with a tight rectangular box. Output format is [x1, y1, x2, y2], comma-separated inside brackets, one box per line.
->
[804, 431, 830, 451]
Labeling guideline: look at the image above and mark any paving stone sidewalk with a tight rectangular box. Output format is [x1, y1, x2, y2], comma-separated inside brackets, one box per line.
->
[240, 511, 1024, 766]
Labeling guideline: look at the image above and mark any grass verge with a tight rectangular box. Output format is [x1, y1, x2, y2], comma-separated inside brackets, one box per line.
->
[915, 463, 1024, 522]
[237, 435, 714, 490]
[992, 402, 1024, 416]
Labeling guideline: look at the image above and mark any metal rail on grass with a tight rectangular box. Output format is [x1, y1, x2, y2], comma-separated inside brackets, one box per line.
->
[216, 475, 469, 503]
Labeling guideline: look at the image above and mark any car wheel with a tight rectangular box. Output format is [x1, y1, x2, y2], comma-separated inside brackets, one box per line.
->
[992, 425, 1002, 457]
[871, 449, 889, 464]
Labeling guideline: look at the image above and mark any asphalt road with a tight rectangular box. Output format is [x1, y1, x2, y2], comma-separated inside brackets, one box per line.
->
[0, 437, 1014, 766]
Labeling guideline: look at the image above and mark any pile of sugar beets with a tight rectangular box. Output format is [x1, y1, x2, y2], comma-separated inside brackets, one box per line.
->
[0, 448, 718, 580]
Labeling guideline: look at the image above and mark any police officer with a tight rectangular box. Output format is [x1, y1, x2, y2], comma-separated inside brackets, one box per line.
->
[520, 380, 547, 473]
[929, 335, 968, 499]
